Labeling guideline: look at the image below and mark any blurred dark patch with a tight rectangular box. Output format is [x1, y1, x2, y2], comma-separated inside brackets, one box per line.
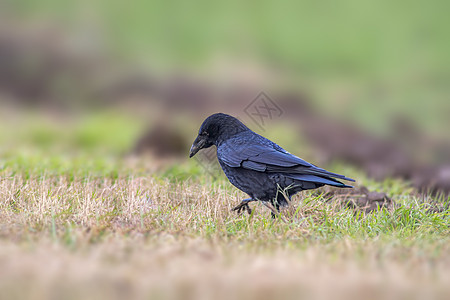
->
[295, 111, 450, 195]
[160, 75, 215, 114]
[412, 164, 450, 196]
[101, 72, 159, 105]
[391, 116, 450, 164]
[133, 122, 188, 157]
[0, 24, 109, 109]
[300, 117, 413, 180]
[319, 186, 392, 213]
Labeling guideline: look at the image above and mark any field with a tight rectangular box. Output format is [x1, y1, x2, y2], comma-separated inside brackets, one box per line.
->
[2, 1, 450, 299]
[0, 110, 449, 300]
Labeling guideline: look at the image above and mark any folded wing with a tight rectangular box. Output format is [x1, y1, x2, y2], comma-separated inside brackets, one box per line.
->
[219, 138, 355, 187]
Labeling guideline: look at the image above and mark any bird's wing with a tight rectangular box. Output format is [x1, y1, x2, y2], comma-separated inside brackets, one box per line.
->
[219, 138, 355, 182]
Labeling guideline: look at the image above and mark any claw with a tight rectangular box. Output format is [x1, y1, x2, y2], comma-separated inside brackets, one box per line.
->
[232, 202, 252, 215]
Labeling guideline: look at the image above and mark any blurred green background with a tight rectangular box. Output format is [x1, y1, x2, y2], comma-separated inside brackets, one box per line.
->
[1, 0, 449, 184]
[6, 0, 450, 130]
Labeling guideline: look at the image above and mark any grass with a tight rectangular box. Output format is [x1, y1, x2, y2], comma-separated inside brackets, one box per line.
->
[0, 110, 449, 299]
[0, 170, 449, 300]
[2, 0, 450, 297]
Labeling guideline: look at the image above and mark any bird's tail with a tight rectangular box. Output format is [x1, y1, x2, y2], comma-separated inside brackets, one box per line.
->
[288, 174, 353, 188]
[305, 167, 355, 183]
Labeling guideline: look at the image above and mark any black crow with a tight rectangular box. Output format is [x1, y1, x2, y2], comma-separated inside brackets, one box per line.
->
[189, 113, 355, 216]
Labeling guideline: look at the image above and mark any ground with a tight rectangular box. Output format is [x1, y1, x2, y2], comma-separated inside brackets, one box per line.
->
[2, 1, 450, 298]
[0, 110, 449, 300]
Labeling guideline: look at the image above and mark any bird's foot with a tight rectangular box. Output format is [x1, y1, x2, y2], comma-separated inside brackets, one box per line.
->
[232, 202, 252, 215]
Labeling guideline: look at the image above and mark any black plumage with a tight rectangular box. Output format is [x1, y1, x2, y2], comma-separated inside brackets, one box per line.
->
[189, 113, 355, 216]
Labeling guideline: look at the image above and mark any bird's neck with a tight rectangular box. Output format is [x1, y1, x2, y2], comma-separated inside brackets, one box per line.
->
[215, 127, 250, 147]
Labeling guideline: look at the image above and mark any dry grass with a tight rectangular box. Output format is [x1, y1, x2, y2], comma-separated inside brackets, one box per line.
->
[0, 173, 449, 300]
[1, 238, 449, 300]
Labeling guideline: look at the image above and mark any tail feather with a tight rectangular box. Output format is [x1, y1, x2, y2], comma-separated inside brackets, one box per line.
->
[288, 174, 353, 188]
[267, 164, 355, 182]
[306, 166, 355, 182]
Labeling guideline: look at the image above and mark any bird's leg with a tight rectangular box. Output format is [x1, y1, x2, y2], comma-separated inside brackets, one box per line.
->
[262, 201, 286, 221]
[272, 202, 281, 219]
[261, 202, 279, 217]
[231, 198, 254, 215]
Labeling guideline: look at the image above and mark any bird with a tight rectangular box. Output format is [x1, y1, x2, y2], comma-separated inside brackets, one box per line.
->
[189, 113, 355, 217]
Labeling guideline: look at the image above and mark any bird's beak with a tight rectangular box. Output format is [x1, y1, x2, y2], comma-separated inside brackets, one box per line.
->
[189, 136, 205, 158]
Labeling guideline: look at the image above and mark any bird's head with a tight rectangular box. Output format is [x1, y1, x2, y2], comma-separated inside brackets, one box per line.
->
[189, 113, 248, 158]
